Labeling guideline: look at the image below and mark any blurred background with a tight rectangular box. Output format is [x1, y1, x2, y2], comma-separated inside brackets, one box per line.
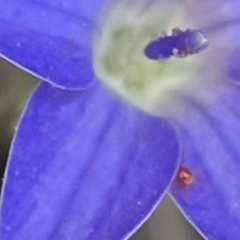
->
[0, 57, 203, 240]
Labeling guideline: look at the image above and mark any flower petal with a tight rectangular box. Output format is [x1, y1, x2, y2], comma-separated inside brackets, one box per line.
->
[1, 83, 179, 240]
[170, 82, 240, 240]
[0, 0, 106, 89]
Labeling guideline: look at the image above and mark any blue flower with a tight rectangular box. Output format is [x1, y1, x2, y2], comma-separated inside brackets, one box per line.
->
[0, 0, 240, 239]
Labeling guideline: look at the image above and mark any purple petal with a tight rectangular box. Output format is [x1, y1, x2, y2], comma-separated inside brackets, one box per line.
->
[226, 48, 240, 85]
[1, 83, 179, 240]
[170, 82, 240, 239]
[0, 0, 106, 89]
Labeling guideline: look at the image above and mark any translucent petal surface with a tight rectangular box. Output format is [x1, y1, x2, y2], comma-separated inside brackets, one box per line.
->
[170, 82, 240, 240]
[1, 83, 179, 240]
[0, 0, 106, 89]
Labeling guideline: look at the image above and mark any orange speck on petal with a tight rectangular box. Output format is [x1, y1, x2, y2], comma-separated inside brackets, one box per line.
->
[176, 166, 194, 186]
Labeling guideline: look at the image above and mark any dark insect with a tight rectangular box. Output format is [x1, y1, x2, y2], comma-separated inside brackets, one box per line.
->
[144, 28, 209, 60]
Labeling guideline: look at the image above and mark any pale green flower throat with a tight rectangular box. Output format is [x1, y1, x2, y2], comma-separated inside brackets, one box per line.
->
[94, 1, 209, 114]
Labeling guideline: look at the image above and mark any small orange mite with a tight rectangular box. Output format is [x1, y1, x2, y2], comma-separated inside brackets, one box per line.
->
[176, 166, 194, 186]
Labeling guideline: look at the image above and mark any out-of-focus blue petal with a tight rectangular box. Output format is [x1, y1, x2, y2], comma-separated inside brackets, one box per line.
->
[1, 83, 179, 240]
[0, 0, 106, 89]
[227, 48, 240, 85]
[170, 82, 240, 240]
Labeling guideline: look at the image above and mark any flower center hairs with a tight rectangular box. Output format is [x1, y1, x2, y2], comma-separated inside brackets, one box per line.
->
[94, 1, 209, 114]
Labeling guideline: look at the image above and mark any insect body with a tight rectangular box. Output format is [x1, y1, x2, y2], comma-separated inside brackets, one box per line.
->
[144, 28, 209, 60]
[172, 28, 209, 58]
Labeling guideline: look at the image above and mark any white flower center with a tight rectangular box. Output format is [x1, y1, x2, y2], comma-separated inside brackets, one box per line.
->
[94, 0, 214, 115]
